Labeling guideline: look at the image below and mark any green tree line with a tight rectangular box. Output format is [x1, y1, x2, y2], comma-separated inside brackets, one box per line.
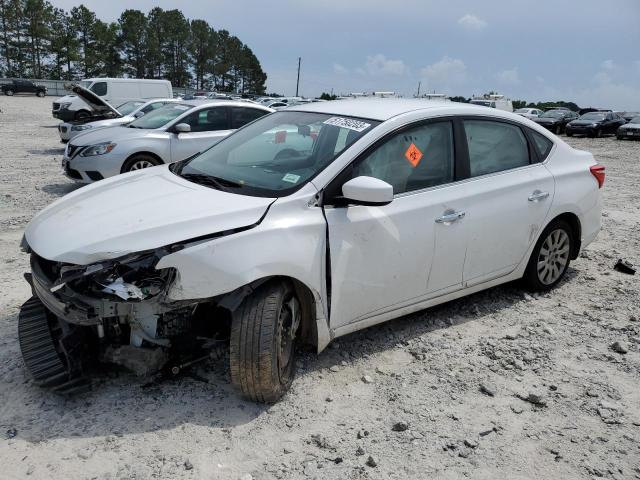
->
[0, 1, 267, 93]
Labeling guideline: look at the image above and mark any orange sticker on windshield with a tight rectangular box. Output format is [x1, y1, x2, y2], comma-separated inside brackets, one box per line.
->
[405, 143, 423, 167]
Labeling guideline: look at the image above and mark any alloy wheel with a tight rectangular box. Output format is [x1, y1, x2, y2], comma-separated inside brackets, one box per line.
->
[536, 229, 570, 285]
[129, 159, 155, 171]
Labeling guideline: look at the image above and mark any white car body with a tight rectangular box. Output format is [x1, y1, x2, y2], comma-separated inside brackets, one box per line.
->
[470, 95, 514, 112]
[58, 98, 177, 142]
[515, 108, 543, 119]
[61, 100, 273, 183]
[52, 78, 172, 122]
[28, 99, 602, 355]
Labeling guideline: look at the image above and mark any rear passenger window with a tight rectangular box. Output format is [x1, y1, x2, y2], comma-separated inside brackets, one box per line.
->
[529, 130, 554, 161]
[230, 107, 268, 129]
[351, 121, 455, 195]
[464, 120, 529, 177]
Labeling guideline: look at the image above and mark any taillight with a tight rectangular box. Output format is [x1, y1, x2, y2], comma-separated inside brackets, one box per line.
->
[590, 164, 605, 189]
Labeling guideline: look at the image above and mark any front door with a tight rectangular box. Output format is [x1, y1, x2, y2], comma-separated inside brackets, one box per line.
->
[324, 120, 466, 328]
[170, 106, 233, 162]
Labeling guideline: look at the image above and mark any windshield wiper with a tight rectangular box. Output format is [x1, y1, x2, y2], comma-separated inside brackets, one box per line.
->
[180, 173, 243, 191]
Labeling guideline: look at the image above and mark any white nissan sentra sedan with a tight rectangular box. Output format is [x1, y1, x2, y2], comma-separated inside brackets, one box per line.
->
[20, 99, 603, 400]
[61, 100, 273, 182]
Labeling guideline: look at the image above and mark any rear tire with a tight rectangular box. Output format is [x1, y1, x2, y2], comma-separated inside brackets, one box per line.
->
[122, 154, 161, 173]
[522, 220, 573, 292]
[230, 280, 301, 403]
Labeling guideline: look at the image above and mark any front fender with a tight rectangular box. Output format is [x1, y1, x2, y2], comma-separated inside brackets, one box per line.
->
[155, 196, 332, 350]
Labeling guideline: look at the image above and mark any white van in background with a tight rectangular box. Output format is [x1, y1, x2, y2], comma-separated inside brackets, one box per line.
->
[470, 94, 514, 112]
[52, 78, 172, 121]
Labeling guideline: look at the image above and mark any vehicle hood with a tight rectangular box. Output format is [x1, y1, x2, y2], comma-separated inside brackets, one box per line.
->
[69, 84, 121, 117]
[569, 119, 603, 126]
[534, 117, 560, 124]
[69, 124, 156, 146]
[79, 116, 134, 129]
[25, 166, 275, 265]
[620, 122, 640, 129]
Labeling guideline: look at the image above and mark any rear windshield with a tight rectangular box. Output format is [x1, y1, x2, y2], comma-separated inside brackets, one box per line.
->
[128, 103, 193, 129]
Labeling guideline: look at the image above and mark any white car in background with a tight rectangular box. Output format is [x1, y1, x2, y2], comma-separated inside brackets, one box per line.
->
[58, 96, 177, 143]
[21, 98, 603, 402]
[515, 107, 543, 119]
[62, 100, 273, 182]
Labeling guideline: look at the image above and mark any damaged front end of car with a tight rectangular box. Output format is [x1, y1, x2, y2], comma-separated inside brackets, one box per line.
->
[20, 242, 230, 394]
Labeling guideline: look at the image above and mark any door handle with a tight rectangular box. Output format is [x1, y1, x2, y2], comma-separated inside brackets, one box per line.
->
[435, 210, 465, 224]
[528, 190, 549, 202]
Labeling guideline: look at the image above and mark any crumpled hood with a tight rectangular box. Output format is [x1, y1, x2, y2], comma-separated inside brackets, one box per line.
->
[25, 167, 275, 265]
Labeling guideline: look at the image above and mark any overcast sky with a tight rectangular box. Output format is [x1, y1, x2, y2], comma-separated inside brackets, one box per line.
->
[50, 0, 640, 109]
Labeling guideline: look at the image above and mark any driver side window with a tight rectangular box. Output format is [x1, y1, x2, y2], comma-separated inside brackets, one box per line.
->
[350, 121, 455, 195]
[182, 107, 229, 132]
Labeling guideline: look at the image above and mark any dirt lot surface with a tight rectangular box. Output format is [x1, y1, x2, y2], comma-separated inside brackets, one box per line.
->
[0, 96, 639, 480]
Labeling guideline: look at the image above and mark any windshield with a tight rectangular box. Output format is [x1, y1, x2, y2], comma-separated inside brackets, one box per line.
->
[173, 111, 380, 197]
[629, 116, 640, 124]
[540, 111, 563, 118]
[128, 103, 193, 129]
[580, 112, 606, 120]
[116, 100, 145, 115]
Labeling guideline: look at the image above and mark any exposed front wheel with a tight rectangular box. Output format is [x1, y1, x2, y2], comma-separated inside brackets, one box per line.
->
[74, 110, 90, 121]
[522, 220, 573, 291]
[122, 154, 161, 172]
[230, 280, 301, 403]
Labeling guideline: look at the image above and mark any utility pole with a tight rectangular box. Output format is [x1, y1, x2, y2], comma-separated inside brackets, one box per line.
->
[295, 57, 301, 97]
[416, 81, 421, 97]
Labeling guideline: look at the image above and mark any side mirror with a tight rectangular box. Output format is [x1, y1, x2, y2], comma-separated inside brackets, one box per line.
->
[134, 111, 145, 118]
[174, 123, 191, 133]
[341, 176, 393, 206]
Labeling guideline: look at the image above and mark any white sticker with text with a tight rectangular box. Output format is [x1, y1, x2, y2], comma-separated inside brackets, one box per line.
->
[282, 173, 301, 184]
[323, 117, 371, 132]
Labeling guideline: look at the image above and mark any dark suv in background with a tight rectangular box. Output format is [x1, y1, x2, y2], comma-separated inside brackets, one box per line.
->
[566, 111, 627, 137]
[2, 79, 47, 97]
[533, 109, 578, 134]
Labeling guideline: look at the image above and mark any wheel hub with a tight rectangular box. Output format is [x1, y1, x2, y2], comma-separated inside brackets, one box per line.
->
[276, 297, 300, 380]
[536, 229, 570, 285]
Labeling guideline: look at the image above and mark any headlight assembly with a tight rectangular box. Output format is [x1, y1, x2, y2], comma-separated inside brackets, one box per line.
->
[60, 102, 71, 109]
[80, 142, 117, 157]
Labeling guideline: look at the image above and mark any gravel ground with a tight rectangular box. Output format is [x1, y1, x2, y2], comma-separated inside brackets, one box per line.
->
[0, 96, 639, 480]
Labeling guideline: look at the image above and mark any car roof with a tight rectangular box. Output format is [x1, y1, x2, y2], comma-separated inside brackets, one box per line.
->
[288, 98, 492, 121]
[173, 100, 272, 110]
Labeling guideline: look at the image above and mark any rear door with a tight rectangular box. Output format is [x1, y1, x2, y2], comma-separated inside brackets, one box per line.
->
[169, 106, 232, 162]
[324, 120, 467, 328]
[455, 119, 555, 285]
[230, 106, 270, 129]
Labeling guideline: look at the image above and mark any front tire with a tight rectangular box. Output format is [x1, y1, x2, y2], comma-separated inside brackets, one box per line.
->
[36, 91, 45, 97]
[74, 110, 90, 121]
[122, 154, 161, 173]
[5, 89, 14, 96]
[230, 280, 301, 403]
[565, 131, 573, 137]
[522, 220, 573, 291]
